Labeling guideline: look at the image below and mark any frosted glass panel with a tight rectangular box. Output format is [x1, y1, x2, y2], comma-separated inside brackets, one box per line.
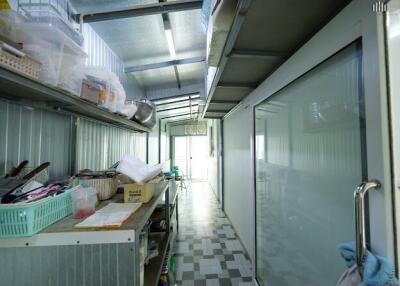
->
[255, 43, 364, 285]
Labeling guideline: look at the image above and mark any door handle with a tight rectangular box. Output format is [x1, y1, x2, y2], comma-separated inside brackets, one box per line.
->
[354, 180, 381, 274]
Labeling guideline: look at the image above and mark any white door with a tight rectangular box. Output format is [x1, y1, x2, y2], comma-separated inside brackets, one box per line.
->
[173, 136, 208, 180]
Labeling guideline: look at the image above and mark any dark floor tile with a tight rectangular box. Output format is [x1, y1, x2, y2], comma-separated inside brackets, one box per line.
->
[220, 261, 227, 270]
[194, 250, 203, 256]
[194, 262, 200, 271]
[194, 280, 206, 286]
[219, 278, 232, 286]
[213, 249, 223, 255]
[243, 277, 253, 282]
[183, 271, 194, 280]
[205, 274, 219, 279]
[224, 255, 234, 261]
[228, 269, 241, 278]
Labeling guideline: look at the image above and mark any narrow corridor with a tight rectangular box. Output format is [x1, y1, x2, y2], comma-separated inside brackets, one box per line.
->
[174, 182, 253, 286]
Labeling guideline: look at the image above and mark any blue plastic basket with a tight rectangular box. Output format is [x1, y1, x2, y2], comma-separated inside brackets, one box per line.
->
[0, 188, 73, 238]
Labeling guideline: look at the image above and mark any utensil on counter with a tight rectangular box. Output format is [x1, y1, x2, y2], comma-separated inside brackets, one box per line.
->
[0, 162, 50, 203]
[5, 160, 29, 178]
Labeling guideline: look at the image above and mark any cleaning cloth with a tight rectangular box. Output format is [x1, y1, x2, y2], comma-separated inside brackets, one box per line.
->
[337, 242, 399, 286]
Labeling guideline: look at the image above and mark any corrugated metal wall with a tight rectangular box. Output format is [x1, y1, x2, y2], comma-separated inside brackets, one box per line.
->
[0, 243, 136, 286]
[76, 118, 147, 171]
[0, 99, 147, 177]
[82, 24, 124, 75]
[82, 24, 145, 99]
[0, 99, 74, 177]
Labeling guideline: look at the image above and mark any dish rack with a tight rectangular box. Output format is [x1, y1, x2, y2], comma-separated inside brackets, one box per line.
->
[0, 41, 41, 80]
[0, 188, 74, 238]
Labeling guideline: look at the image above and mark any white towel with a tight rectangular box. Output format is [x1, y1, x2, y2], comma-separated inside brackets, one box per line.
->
[337, 265, 361, 286]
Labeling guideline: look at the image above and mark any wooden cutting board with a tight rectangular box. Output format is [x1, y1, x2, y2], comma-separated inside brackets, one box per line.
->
[74, 203, 142, 229]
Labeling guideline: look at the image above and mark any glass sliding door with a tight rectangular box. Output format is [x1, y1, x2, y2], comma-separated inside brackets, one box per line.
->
[255, 42, 365, 285]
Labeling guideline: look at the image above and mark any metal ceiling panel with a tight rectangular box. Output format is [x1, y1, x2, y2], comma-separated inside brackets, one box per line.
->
[204, 0, 350, 117]
[213, 86, 251, 102]
[90, 15, 169, 63]
[70, 0, 157, 14]
[204, 111, 226, 118]
[208, 102, 237, 112]
[176, 62, 205, 83]
[220, 57, 284, 85]
[169, 9, 206, 55]
[235, 0, 350, 52]
[132, 66, 177, 88]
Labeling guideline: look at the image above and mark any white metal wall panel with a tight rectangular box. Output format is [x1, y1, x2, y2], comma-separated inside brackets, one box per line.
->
[76, 118, 147, 171]
[223, 108, 254, 258]
[0, 99, 74, 177]
[207, 119, 220, 200]
[0, 243, 136, 286]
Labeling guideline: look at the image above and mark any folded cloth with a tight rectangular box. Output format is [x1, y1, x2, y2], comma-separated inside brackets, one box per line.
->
[337, 264, 361, 286]
[337, 242, 399, 286]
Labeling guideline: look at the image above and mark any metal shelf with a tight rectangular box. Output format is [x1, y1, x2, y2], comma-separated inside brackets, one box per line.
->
[0, 68, 151, 132]
[144, 232, 171, 286]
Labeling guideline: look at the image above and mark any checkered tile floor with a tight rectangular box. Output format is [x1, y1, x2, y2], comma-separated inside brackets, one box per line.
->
[173, 181, 254, 286]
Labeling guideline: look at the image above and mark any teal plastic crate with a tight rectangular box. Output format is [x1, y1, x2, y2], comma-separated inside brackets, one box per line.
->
[0, 188, 73, 238]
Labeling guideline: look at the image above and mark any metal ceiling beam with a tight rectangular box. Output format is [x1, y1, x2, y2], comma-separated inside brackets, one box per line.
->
[160, 112, 198, 119]
[76, 0, 203, 23]
[205, 109, 229, 113]
[229, 49, 291, 59]
[217, 82, 257, 89]
[202, 0, 253, 118]
[210, 100, 240, 104]
[157, 104, 199, 113]
[173, 65, 182, 88]
[155, 98, 192, 107]
[124, 56, 205, 73]
[153, 92, 200, 103]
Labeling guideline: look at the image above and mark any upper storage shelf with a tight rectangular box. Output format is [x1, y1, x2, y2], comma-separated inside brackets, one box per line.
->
[0, 68, 151, 132]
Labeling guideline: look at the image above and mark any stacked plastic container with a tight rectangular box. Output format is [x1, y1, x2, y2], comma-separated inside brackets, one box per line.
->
[15, 1, 87, 95]
[83, 67, 127, 113]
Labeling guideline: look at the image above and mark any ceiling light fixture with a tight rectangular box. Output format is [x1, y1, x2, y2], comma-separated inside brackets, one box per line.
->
[165, 28, 176, 59]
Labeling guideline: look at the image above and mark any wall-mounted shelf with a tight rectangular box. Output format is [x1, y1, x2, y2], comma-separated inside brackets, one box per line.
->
[0, 68, 151, 133]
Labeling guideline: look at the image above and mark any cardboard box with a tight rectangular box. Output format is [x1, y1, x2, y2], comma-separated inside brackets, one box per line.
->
[124, 183, 155, 203]
[80, 79, 101, 104]
[122, 174, 164, 203]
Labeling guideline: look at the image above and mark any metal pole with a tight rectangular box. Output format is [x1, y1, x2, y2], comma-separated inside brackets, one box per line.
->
[354, 180, 381, 274]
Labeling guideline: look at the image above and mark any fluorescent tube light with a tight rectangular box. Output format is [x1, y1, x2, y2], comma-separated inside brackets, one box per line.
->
[165, 28, 176, 58]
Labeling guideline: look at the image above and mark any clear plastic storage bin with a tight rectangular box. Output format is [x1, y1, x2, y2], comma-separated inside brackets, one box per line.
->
[16, 19, 87, 95]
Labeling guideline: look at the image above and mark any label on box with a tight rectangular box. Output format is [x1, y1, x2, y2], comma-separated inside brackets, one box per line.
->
[125, 189, 142, 203]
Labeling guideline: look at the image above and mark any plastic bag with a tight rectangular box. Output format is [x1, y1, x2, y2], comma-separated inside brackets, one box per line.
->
[116, 155, 162, 184]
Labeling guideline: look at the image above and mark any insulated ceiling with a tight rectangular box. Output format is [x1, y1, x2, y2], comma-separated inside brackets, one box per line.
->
[71, 0, 206, 91]
[204, 0, 352, 119]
